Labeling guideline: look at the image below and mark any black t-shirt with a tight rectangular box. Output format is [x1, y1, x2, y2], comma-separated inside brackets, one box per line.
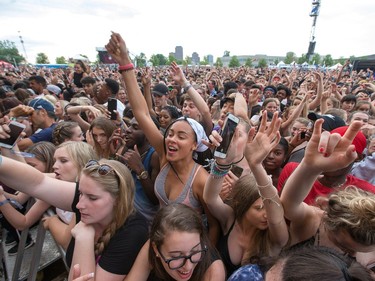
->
[65, 183, 149, 275]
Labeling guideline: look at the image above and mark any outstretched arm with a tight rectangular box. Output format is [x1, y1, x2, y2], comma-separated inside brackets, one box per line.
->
[0, 153, 75, 211]
[105, 32, 165, 161]
[170, 62, 213, 135]
[245, 111, 288, 251]
[281, 120, 361, 225]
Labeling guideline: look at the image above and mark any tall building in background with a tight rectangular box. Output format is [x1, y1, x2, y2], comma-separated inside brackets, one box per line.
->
[191, 52, 200, 65]
[207, 55, 214, 66]
[175, 46, 183, 60]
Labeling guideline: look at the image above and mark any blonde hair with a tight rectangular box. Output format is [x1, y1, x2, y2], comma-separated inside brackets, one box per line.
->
[82, 159, 135, 255]
[323, 186, 375, 246]
[57, 141, 98, 177]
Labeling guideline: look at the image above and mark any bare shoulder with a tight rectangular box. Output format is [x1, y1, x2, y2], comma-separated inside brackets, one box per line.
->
[203, 259, 226, 281]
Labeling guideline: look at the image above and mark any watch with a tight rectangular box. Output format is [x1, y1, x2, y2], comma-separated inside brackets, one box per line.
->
[136, 170, 149, 180]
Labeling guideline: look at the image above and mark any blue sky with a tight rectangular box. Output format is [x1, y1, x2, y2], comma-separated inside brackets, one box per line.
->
[1, 0, 374, 63]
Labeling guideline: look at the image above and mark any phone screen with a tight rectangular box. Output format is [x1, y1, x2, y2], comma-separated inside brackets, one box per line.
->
[107, 98, 117, 120]
[0, 122, 26, 149]
[230, 165, 244, 178]
[214, 114, 239, 158]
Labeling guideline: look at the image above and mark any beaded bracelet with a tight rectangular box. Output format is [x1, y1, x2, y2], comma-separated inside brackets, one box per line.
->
[210, 160, 230, 178]
[258, 191, 281, 207]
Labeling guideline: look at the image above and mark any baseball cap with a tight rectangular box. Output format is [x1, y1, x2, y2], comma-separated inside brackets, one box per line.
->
[331, 126, 367, 155]
[28, 98, 55, 114]
[152, 83, 169, 96]
[47, 84, 62, 96]
[308, 112, 346, 132]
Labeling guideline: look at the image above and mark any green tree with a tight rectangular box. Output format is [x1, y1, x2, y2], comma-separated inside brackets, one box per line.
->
[183, 56, 192, 66]
[229, 56, 240, 67]
[167, 54, 176, 65]
[245, 58, 253, 67]
[215, 57, 223, 67]
[135, 52, 147, 67]
[311, 53, 321, 65]
[274, 58, 280, 65]
[36, 52, 49, 64]
[258, 58, 267, 68]
[55, 56, 66, 64]
[200, 56, 209, 66]
[323, 54, 333, 66]
[336, 57, 346, 65]
[149, 54, 160, 66]
[0, 40, 25, 64]
[150, 54, 167, 66]
[298, 54, 308, 64]
[285, 52, 297, 64]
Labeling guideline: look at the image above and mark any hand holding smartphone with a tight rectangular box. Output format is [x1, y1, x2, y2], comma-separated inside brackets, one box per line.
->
[214, 113, 239, 159]
[0, 121, 26, 149]
[107, 98, 117, 120]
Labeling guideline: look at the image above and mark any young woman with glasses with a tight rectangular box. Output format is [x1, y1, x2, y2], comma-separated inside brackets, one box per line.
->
[124, 203, 225, 281]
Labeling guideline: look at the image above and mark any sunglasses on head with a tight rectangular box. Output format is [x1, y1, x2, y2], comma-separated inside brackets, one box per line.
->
[85, 160, 115, 176]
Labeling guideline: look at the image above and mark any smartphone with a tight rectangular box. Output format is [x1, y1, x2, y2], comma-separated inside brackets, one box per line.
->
[0, 121, 26, 149]
[107, 98, 117, 120]
[214, 113, 239, 159]
[230, 165, 244, 178]
[300, 131, 306, 139]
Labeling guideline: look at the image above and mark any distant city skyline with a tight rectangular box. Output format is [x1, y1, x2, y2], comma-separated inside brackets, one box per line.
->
[1, 1, 374, 64]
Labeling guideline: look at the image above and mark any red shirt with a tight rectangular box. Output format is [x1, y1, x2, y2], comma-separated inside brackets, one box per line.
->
[278, 162, 375, 205]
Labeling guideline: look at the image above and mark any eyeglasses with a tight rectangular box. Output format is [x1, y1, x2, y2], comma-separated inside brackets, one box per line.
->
[157, 244, 207, 270]
[85, 159, 115, 176]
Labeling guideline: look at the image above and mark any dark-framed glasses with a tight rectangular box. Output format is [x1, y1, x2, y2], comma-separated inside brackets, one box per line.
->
[157, 245, 207, 270]
[85, 159, 115, 176]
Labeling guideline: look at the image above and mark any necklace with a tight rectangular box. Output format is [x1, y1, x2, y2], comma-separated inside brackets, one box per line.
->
[139, 146, 151, 161]
[169, 162, 185, 186]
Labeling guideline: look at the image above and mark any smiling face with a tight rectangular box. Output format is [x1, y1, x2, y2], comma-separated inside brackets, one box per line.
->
[53, 147, 79, 182]
[159, 109, 173, 129]
[263, 144, 287, 171]
[165, 121, 196, 161]
[76, 174, 116, 227]
[154, 230, 202, 281]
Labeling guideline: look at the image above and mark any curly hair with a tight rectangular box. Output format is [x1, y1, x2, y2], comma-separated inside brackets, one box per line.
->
[323, 186, 375, 246]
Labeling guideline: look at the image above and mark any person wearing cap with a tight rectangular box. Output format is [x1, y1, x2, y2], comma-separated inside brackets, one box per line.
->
[287, 112, 347, 163]
[17, 98, 57, 151]
[278, 124, 375, 205]
[151, 83, 169, 115]
[105, 32, 220, 246]
[47, 84, 62, 99]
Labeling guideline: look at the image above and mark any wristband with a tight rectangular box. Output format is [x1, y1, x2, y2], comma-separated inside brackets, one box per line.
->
[118, 63, 134, 73]
[183, 82, 192, 93]
[0, 198, 23, 209]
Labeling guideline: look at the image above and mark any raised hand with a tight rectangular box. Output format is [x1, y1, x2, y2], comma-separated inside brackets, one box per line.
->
[303, 119, 360, 173]
[105, 32, 130, 65]
[245, 110, 281, 166]
[170, 61, 187, 85]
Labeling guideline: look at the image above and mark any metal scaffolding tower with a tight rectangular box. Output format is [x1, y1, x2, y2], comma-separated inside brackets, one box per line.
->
[306, 0, 321, 61]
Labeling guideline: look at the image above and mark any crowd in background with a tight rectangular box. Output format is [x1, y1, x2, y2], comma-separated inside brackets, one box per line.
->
[0, 31, 374, 281]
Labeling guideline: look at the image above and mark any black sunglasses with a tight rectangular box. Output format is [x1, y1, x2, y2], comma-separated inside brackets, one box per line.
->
[85, 160, 115, 176]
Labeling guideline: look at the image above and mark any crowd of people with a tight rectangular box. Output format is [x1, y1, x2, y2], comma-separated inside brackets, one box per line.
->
[0, 31, 374, 281]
